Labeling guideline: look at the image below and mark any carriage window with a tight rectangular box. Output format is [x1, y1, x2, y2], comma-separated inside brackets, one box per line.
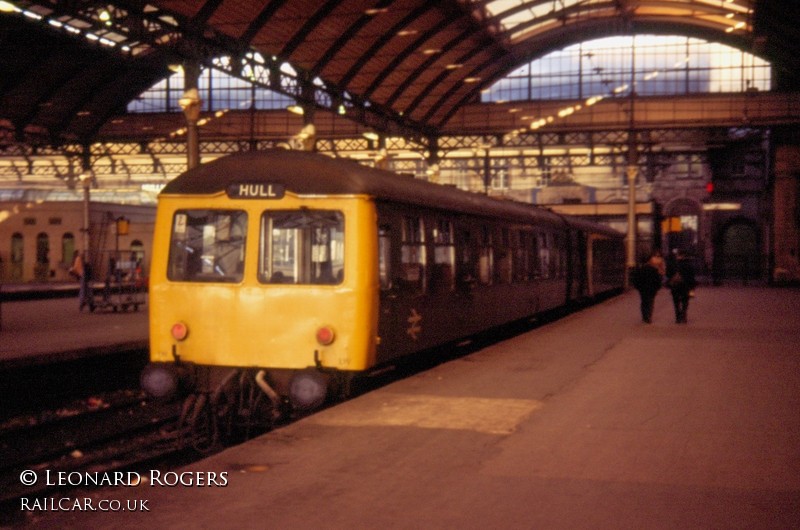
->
[478, 225, 493, 285]
[379, 226, 391, 290]
[400, 216, 426, 293]
[260, 210, 344, 285]
[512, 230, 528, 283]
[538, 231, 551, 279]
[457, 228, 477, 287]
[432, 218, 455, 292]
[524, 231, 541, 279]
[168, 210, 247, 283]
[494, 227, 512, 284]
[553, 233, 564, 278]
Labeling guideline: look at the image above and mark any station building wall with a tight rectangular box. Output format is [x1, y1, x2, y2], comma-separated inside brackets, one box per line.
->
[0, 201, 155, 283]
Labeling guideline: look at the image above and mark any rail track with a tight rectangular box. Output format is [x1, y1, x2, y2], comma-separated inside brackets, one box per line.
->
[0, 390, 182, 510]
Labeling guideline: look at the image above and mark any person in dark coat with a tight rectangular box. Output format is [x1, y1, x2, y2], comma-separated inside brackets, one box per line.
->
[665, 249, 697, 323]
[632, 251, 663, 324]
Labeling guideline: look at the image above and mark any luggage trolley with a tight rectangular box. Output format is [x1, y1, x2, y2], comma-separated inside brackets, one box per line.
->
[93, 250, 146, 312]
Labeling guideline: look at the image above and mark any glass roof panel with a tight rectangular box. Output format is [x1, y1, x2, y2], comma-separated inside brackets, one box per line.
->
[477, 0, 755, 43]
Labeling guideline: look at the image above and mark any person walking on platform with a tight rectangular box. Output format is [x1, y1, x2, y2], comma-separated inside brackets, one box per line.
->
[631, 251, 663, 323]
[648, 248, 666, 277]
[69, 251, 95, 312]
[665, 249, 697, 323]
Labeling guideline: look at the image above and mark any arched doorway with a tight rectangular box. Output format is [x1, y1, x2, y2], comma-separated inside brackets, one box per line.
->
[10, 232, 23, 281]
[720, 220, 760, 284]
[35, 232, 50, 281]
[130, 239, 145, 261]
[62, 233, 76, 265]
[662, 197, 703, 272]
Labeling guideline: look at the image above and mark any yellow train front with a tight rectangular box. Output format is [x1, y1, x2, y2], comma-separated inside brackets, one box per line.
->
[142, 153, 381, 426]
[141, 150, 625, 443]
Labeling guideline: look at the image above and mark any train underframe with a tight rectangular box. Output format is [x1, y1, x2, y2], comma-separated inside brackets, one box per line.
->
[141, 361, 354, 452]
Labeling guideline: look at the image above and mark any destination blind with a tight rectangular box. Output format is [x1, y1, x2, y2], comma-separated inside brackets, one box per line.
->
[226, 183, 286, 199]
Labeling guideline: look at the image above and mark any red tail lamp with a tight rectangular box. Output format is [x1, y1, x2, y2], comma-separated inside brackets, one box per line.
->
[316, 326, 335, 346]
[171, 321, 189, 341]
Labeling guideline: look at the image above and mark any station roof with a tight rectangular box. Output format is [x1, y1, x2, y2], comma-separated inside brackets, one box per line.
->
[0, 1, 797, 148]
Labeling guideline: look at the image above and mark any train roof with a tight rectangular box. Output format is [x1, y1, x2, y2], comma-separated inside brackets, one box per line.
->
[162, 150, 621, 237]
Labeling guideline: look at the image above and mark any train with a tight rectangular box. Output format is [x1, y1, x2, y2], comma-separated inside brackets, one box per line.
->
[140, 150, 625, 447]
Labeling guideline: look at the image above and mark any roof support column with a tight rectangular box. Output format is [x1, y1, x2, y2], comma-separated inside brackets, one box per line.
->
[179, 61, 202, 169]
[300, 74, 316, 152]
[625, 44, 638, 288]
[426, 136, 440, 183]
[79, 147, 93, 259]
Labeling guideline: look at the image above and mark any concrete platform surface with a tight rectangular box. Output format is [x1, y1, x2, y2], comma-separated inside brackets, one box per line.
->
[21, 286, 800, 529]
[0, 297, 148, 368]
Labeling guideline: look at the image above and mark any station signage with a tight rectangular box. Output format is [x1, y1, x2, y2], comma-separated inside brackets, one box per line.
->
[226, 182, 285, 199]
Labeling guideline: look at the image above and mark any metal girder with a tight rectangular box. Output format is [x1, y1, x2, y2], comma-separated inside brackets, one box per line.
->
[1, 0, 793, 157]
[309, 0, 394, 78]
[337, 3, 435, 90]
[4, 0, 436, 142]
[279, 0, 344, 59]
[241, 0, 290, 45]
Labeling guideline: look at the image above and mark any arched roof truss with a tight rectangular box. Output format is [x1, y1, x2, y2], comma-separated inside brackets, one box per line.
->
[0, 0, 796, 149]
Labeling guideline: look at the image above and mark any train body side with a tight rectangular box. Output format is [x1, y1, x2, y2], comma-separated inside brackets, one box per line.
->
[371, 201, 573, 364]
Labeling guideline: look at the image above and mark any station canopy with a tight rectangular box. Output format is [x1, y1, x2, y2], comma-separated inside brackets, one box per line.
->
[0, 0, 796, 147]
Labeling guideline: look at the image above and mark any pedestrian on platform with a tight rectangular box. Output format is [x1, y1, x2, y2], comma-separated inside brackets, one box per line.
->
[69, 251, 95, 312]
[665, 249, 697, 323]
[648, 248, 666, 277]
[631, 251, 663, 323]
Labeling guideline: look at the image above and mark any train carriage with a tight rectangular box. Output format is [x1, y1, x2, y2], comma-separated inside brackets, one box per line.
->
[142, 150, 624, 441]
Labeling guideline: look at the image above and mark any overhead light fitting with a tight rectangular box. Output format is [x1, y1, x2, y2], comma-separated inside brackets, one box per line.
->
[287, 104, 305, 115]
[178, 88, 200, 110]
[362, 130, 380, 141]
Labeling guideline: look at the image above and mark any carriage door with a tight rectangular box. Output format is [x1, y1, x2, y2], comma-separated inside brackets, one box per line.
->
[569, 230, 588, 300]
[377, 213, 427, 363]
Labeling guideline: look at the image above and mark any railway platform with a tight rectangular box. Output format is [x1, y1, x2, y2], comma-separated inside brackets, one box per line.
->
[17, 285, 800, 529]
[0, 295, 148, 369]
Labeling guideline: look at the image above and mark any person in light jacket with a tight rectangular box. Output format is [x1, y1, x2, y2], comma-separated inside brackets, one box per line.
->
[70, 251, 95, 312]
